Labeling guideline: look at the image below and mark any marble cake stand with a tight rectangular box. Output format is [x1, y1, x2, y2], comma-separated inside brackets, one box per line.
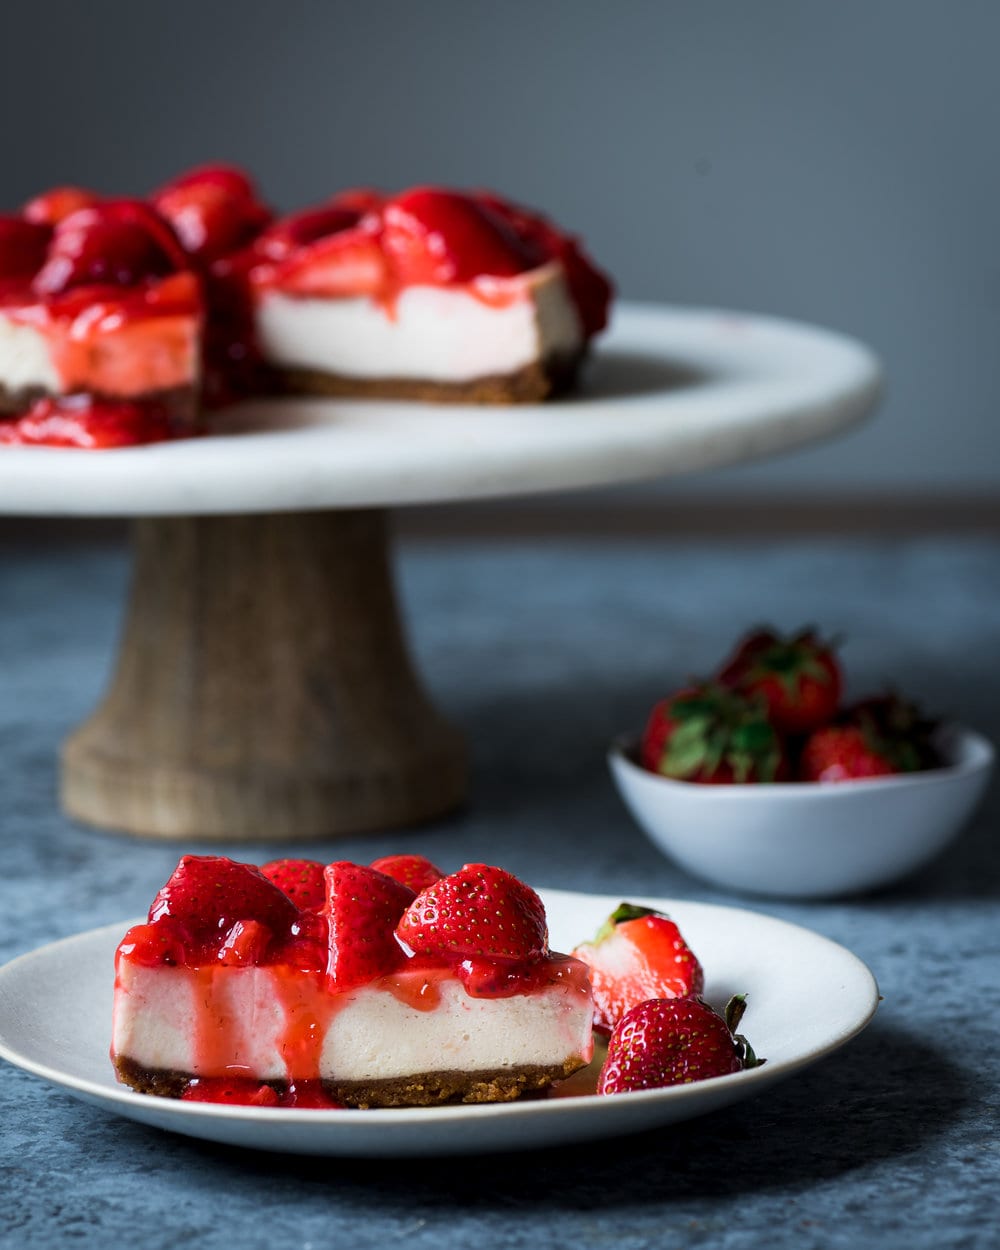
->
[0, 304, 881, 841]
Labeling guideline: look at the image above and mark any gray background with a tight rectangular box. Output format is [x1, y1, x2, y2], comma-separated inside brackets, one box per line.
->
[4, 0, 995, 500]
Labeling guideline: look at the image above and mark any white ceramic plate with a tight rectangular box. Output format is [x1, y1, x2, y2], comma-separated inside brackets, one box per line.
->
[0, 304, 880, 515]
[0, 889, 878, 1157]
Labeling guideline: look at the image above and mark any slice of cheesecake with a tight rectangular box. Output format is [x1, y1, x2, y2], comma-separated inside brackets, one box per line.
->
[111, 855, 593, 1109]
[248, 186, 612, 403]
[0, 198, 202, 448]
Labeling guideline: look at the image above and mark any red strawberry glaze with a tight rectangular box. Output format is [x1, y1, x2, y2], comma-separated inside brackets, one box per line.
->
[251, 186, 611, 331]
[0, 397, 185, 449]
[181, 1078, 343, 1109]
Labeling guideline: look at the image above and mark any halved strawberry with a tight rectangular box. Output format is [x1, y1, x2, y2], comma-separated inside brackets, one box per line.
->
[260, 858, 326, 910]
[324, 862, 415, 988]
[254, 204, 363, 261]
[153, 165, 272, 263]
[263, 223, 387, 297]
[381, 188, 542, 286]
[718, 626, 842, 735]
[597, 995, 762, 1094]
[159, 164, 259, 201]
[33, 200, 188, 295]
[116, 916, 192, 968]
[395, 863, 548, 962]
[149, 855, 299, 949]
[370, 854, 443, 894]
[571, 903, 704, 1033]
[216, 919, 273, 966]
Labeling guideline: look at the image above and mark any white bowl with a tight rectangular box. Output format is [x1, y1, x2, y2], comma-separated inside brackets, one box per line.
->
[608, 725, 995, 899]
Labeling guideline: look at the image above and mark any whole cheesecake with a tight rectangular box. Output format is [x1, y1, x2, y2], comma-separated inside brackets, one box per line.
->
[111, 854, 594, 1108]
[0, 168, 613, 447]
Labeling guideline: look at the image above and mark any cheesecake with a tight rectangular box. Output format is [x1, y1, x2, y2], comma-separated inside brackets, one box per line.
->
[0, 170, 613, 447]
[111, 854, 594, 1108]
[248, 186, 612, 403]
[0, 198, 203, 448]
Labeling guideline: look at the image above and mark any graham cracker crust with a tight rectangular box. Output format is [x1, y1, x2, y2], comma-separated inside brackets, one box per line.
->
[271, 351, 583, 406]
[113, 1053, 585, 1109]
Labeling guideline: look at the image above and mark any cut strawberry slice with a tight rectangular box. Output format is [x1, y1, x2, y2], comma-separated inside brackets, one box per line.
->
[324, 862, 415, 988]
[255, 204, 363, 261]
[381, 188, 543, 286]
[265, 224, 387, 297]
[571, 903, 704, 1033]
[33, 200, 189, 295]
[149, 855, 300, 955]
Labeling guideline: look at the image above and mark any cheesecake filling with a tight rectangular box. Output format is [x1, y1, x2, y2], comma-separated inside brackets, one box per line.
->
[113, 957, 593, 1084]
[254, 263, 582, 384]
[0, 315, 61, 395]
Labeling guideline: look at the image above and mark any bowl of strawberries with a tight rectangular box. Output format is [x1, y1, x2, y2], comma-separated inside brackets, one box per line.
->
[609, 626, 994, 898]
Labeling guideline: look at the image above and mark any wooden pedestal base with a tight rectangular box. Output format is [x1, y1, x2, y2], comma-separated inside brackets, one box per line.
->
[61, 511, 467, 840]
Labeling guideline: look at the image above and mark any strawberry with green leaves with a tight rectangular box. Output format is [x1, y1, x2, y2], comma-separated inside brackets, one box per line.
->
[598, 994, 763, 1094]
[572, 904, 704, 1033]
[641, 682, 788, 784]
[718, 626, 843, 735]
[800, 692, 938, 782]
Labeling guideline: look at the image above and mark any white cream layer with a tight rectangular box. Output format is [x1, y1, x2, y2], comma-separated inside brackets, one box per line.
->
[0, 315, 61, 394]
[254, 262, 582, 383]
[112, 962, 593, 1082]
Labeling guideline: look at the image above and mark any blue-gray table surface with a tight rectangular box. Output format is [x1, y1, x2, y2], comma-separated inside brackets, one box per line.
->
[1, 531, 998, 1250]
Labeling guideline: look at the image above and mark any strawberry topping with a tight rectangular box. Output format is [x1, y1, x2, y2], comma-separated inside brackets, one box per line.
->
[323, 861, 415, 988]
[152, 165, 272, 264]
[369, 853, 444, 894]
[260, 858, 327, 910]
[0, 217, 51, 281]
[22, 186, 101, 227]
[395, 863, 549, 962]
[32, 200, 188, 296]
[148, 854, 299, 962]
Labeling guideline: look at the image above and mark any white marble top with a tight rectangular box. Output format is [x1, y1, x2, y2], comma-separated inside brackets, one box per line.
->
[0, 303, 880, 517]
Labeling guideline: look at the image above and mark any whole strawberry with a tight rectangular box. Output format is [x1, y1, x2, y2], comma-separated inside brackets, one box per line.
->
[800, 693, 937, 782]
[396, 863, 548, 962]
[718, 626, 842, 735]
[571, 904, 703, 1033]
[641, 682, 788, 783]
[598, 995, 762, 1094]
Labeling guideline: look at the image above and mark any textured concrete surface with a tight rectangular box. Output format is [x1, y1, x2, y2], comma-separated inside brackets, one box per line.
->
[1, 533, 998, 1249]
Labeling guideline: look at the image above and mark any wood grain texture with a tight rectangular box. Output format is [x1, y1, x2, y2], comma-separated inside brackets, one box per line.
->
[61, 510, 466, 840]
